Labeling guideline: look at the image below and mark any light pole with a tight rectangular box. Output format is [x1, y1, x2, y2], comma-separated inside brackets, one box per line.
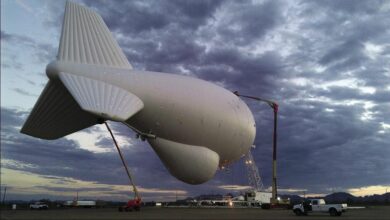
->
[233, 91, 279, 203]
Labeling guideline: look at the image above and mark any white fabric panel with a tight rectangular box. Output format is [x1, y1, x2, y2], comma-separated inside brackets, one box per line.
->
[21, 80, 97, 139]
[148, 138, 220, 185]
[57, 1, 132, 69]
[59, 72, 144, 121]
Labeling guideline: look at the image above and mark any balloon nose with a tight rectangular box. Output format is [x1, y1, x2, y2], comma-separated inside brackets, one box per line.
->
[247, 110, 256, 144]
[238, 98, 256, 153]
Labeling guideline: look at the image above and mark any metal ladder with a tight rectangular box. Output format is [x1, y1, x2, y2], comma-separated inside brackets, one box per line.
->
[244, 150, 264, 191]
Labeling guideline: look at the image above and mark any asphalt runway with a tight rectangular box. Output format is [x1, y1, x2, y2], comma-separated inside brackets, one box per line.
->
[1, 206, 390, 220]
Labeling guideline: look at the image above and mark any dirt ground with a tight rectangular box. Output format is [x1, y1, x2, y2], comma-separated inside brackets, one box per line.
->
[1, 206, 390, 220]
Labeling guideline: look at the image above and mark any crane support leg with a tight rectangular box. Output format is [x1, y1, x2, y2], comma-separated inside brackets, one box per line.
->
[271, 104, 278, 202]
[104, 122, 140, 200]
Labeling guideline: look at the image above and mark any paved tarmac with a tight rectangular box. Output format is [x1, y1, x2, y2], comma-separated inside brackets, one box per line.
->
[1, 206, 390, 220]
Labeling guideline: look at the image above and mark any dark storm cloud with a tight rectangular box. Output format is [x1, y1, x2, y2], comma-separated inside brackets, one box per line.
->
[371, 103, 390, 124]
[311, 0, 385, 14]
[200, 49, 283, 94]
[122, 31, 206, 72]
[83, 0, 223, 33]
[353, 64, 390, 89]
[315, 86, 390, 103]
[319, 39, 366, 67]
[80, 0, 284, 88]
[290, 0, 389, 82]
[216, 0, 283, 45]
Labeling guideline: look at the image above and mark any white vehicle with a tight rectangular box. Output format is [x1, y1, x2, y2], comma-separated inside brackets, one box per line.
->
[29, 202, 48, 210]
[76, 201, 96, 207]
[293, 199, 346, 216]
[244, 191, 272, 206]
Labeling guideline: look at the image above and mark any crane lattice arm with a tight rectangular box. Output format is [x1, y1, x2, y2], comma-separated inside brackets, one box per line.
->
[244, 150, 264, 192]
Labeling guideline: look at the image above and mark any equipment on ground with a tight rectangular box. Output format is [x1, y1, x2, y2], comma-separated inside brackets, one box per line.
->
[234, 92, 289, 208]
[244, 191, 272, 207]
[243, 150, 272, 207]
[29, 202, 49, 210]
[118, 199, 141, 212]
[104, 122, 141, 212]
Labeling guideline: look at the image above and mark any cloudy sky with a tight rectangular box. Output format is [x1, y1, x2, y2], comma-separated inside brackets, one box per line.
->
[1, 0, 390, 201]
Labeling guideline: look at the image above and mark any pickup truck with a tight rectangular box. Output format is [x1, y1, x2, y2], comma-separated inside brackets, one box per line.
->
[293, 199, 346, 216]
[29, 202, 49, 210]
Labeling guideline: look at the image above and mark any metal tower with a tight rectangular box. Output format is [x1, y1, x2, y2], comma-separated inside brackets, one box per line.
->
[244, 150, 264, 191]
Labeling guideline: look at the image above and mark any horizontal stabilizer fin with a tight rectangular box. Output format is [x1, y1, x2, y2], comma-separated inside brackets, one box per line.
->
[58, 1, 132, 69]
[21, 80, 98, 139]
[59, 72, 144, 121]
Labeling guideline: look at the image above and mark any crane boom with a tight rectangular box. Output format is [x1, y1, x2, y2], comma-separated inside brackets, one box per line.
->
[104, 122, 140, 200]
[233, 91, 279, 202]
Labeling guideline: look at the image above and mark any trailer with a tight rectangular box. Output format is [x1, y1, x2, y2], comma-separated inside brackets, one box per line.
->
[245, 191, 272, 206]
[195, 192, 273, 208]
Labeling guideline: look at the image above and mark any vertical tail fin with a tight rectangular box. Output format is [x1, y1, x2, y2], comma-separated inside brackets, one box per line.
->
[21, 1, 141, 139]
[58, 1, 132, 69]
